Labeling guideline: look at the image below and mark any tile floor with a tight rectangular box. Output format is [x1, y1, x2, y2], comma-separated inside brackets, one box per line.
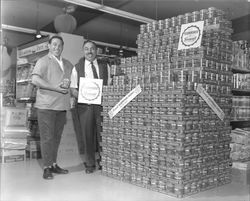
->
[1, 154, 249, 201]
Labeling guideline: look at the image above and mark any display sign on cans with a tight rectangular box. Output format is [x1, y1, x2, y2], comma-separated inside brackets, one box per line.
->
[178, 21, 204, 50]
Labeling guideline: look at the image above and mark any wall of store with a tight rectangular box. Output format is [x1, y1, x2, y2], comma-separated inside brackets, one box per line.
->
[232, 14, 250, 42]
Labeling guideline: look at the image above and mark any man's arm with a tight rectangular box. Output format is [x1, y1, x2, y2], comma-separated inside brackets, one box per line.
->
[32, 74, 68, 94]
[107, 64, 112, 85]
[70, 67, 79, 98]
[70, 88, 78, 98]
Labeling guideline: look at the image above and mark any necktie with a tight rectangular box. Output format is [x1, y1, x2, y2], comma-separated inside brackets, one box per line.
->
[91, 62, 98, 79]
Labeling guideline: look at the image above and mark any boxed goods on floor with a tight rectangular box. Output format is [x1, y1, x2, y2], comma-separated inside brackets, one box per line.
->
[101, 7, 233, 198]
[26, 136, 41, 159]
[230, 128, 250, 161]
[0, 149, 26, 163]
[232, 161, 250, 185]
[1, 107, 29, 163]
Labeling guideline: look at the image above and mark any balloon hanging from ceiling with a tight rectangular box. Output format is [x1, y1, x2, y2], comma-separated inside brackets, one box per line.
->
[54, 13, 77, 33]
[54, 5, 77, 33]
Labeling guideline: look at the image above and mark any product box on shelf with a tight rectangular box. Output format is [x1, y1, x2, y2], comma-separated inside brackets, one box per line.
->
[1, 107, 29, 163]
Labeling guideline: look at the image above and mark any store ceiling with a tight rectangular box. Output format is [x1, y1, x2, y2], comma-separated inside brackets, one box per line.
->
[2, 0, 250, 48]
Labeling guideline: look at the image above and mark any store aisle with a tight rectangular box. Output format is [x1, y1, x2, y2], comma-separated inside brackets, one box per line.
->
[1, 158, 249, 201]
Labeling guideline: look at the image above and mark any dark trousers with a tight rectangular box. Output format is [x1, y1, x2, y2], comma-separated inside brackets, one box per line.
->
[71, 107, 85, 154]
[75, 104, 102, 167]
[37, 109, 66, 167]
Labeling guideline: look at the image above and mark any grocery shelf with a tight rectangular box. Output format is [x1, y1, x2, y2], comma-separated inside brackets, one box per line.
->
[230, 120, 250, 129]
[17, 63, 34, 68]
[232, 89, 250, 95]
[16, 79, 32, 84]
[97, 53, 116, 58]
[17, 97, 35, 102]
[232, 67, 250, 74]
[28, 117, 37, 121]
[3, 93, 15, 97]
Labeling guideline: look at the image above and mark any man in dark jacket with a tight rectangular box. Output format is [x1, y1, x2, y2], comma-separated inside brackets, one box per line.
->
[70, 40, 111, 173]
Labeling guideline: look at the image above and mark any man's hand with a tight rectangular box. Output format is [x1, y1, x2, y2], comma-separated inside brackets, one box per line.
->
[32, 75, 69, 94]
[70, 88, 78, 98]
[55, 86, 69, 94]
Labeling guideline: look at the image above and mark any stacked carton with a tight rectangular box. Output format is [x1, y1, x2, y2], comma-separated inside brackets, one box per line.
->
[101, 7, 233, 197]
[230, 128, 250, 162]
[0, 107, 29, 163]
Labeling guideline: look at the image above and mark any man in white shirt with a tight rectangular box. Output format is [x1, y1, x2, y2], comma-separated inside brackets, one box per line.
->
[70, 40, 111, 173]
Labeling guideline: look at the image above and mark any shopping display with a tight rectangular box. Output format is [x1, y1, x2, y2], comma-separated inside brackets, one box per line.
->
[16, 37, 49, 102]
[101, 7, 233, 197]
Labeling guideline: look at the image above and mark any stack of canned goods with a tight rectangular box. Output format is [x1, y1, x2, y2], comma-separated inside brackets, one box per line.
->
[101, 7, 233, 198]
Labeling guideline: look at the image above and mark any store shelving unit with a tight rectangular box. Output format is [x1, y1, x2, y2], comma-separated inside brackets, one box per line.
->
[231, 46, 250, 129]
[15, 37, 50, 159]
[230, 41, 250, 169]
[16, 37, 49, 103]
[2, 80, 15, 107]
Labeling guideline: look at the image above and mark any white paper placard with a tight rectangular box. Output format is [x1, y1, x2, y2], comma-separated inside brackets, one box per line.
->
[78, 77, 103, 105]
[196, 84, 225, 120]
[178, 21, 204, 50]
[108, 85, 142, 119]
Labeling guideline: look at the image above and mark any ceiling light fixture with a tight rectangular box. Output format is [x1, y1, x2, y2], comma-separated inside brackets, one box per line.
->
[35, 30, 42, 39]
[35, 2, 42, 39]
[63, 0, 155, 24]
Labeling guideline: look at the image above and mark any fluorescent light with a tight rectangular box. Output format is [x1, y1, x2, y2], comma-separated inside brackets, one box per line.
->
[2, 24, 50, 36]
[63, 0, 155, 24]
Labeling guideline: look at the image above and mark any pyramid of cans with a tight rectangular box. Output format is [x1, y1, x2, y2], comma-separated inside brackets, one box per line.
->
[101, 7, 233, 198]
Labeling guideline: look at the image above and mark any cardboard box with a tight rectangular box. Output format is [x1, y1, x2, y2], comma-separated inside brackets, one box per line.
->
[1, 138, 27, 149]
[232, 161, 250, 185]
[27, 138, 40, 151]
[26, 150, 41, 159]
[0, 149, 26, 163]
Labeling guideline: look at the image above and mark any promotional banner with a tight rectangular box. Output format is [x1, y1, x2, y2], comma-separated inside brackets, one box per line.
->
[196, 84, 225, 120]
[108, 85, 142, 119]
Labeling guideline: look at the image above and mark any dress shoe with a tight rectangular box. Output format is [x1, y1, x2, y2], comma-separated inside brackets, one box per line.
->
[43, 168, 53, 180]
[51, 164, 69, 174]
[97, 159, 102, 170]
[85, 168, 94, 174]
[84, 163, 95, 174]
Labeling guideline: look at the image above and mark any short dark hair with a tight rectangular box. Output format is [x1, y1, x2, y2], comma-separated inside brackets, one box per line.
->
[83, 40, 97, 49]
[49, 35, 64, 45]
